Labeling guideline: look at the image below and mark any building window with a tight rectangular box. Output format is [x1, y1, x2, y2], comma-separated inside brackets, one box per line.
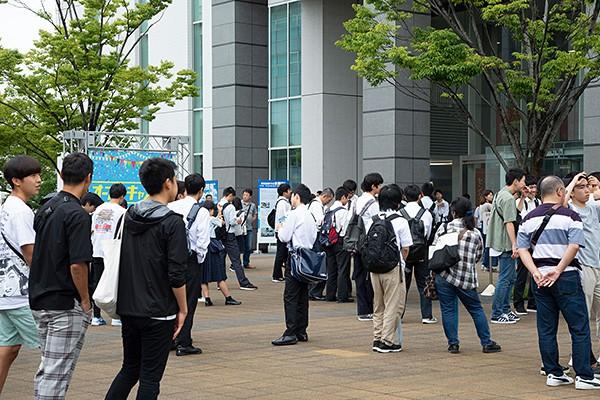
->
[192, 0, 203, 173]
[269, 2, 301, 186]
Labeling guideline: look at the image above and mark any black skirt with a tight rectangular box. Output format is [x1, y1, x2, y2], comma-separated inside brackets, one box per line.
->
[201, 239, 227, 283]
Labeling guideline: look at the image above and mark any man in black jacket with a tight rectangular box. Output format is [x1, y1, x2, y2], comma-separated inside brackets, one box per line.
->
[105, 158, 188, 400]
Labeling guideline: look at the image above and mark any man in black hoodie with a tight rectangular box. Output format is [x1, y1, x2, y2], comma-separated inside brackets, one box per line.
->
[105, 158, 188, 400]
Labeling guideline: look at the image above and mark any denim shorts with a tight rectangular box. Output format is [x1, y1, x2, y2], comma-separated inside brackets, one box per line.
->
[0, 305, 40, 348]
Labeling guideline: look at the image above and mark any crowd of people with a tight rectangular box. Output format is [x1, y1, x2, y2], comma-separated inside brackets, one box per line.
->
[1, 153, 600, 399]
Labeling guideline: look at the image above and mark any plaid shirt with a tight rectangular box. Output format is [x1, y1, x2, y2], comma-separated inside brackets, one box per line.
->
[434, 219, 483, 290]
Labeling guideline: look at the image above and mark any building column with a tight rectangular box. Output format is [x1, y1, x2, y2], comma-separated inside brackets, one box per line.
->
[300, 0, 362, 191]
[583, 83, 600, 172]
[212, 0, 269, 193]
[361, 14, 430, 187]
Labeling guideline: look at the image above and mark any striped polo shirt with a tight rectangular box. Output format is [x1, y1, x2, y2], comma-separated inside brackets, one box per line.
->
[517, 203, 584, 274]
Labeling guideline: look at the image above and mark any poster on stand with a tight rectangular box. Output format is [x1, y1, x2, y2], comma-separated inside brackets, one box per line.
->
[203, 180, 218, 201]
[257, 179, 288, 245]
[88, 149, 175, 204]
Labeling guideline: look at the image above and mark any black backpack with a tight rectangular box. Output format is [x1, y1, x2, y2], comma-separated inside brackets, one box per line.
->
[360, 214, 401, 274]
[343, 198, 376, 253]
[399, 207, 428, 264]
[267, 199, 286, 229]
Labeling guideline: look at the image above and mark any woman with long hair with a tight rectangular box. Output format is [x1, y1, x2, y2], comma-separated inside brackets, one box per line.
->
[432, 197, 501, 354]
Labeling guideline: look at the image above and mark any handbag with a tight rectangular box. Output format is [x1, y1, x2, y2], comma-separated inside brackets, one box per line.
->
[289, 246, 327, 284]
[424, 273, 438, 300]
[92, 215, 124, 319]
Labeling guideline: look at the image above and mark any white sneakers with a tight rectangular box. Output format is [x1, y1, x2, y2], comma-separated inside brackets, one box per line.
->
[546, 374, 600, 389]
[421, 316, 438, 324]
[111, 319, 122, 326]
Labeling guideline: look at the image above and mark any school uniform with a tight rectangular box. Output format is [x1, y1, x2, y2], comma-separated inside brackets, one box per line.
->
[277, 204, 317, 340]
[272, 196, 291, 281]
[325, 201, 352, 301]
[308, 198, 327, 299]
[219, 198, 252, 288]
[201, 217, 227, 284]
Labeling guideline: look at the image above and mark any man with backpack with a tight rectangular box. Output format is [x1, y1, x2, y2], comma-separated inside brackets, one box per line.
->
[308, 188, 334, 300]
[168, 173, 210, 356]
[323, 187, 352, 302]
[346, 173, 383, 321]
[399, 185, 437, 324]
[272, 184, 291, 282]
[361, 184, 412, 353]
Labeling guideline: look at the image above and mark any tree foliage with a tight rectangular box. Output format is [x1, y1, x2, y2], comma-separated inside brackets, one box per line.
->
[0, 0, 196, 174]
[337, 0, 600, 175]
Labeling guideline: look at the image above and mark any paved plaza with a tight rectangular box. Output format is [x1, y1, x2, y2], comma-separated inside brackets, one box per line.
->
[4, 255, 599, 399]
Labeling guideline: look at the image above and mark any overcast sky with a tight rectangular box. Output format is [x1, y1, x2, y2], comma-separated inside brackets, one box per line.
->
[0, 1, 49, 52]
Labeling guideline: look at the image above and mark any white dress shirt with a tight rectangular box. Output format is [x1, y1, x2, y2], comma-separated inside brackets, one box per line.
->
[355, 192, 380, 232]
[278, 203, 317, 250]
[433, 199, 450, 224]
[274, 196, 291, 232]
[402, 201, 433, 238]
[341, 194, 359, 237]
[219, 197, 239, 234]
[329, 201, 349, 235]
[168, 196, 210, 263]
[308, 198, 325, 228]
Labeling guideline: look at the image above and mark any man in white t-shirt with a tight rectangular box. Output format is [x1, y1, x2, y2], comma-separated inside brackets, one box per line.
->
[90, 183, 127, 326]
[0, 156, 42, 394]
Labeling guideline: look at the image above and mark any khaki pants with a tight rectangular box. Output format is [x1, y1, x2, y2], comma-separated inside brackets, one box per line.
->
[581, 266, 600, 341]
[371, 266, 406, 346]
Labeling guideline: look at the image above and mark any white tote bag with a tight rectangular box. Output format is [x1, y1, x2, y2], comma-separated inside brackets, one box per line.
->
[92, 216, 124, 319]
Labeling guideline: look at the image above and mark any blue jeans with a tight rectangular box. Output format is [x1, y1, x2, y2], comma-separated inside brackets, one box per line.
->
[481, 233, 490, 268]
[243, 230, 254, 267]
[491, 251, 516, 319]
[532, 270, 594, 379]
[436, 275, 492, 346]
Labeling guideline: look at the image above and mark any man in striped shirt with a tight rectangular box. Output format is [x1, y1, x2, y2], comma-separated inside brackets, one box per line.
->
[517, 176, 600, 390]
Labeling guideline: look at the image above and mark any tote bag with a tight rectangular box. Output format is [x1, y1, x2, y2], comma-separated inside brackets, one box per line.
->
[289, 247, 327, 284]
[92, 216, 124, 319]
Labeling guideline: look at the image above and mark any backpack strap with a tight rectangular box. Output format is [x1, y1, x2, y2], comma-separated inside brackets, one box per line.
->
[416, 207, 427, 221]
[359, 198, 376, 217]
[1, 232, 26, 264]
[399, 208, 410, 220]
[187, 202, 202, 231]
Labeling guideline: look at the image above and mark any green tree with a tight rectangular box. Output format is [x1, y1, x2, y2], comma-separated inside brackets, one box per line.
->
[337, 0, 600, 175]
[0, 0, 196, 178]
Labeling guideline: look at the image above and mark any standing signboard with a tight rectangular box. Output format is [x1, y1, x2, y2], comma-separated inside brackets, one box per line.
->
[204, 180, 218, 200]
[88, 149, 176, 204]
[257, 179, 288, 246]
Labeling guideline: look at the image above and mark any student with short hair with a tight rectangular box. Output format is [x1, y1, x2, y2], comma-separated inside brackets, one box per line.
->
[168, 173, 211, 356]
[90, 183, 127, 327]
[241, 188, 257, 269]
[325, 186, 352, 302]
[81, 192, 104, 214]
[433, 189, 450, 225]
[29, 152, 95, 399]
[272, 183, 292, 282]
[272, 184, 318, 346]
[0, 156, 42, 395]
[308, 188, 334, 300]
[369, 184, 412, 353]
[105, 158, 189, 399]
[176, 180, 186, 200]
[219, 187, 257, 290]
[353, 173, 383, 321]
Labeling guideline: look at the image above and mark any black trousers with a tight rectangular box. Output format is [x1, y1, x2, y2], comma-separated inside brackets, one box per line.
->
[325, 240, 351, 301]
[513, 259, 536, 309]
[105, 316, 174, 400]
[90, 257, 105, 318]
[404, 260, 433, 319]
[177, 253, 203, 347]
[353, 254, 373, 316]
[273, 234, 288, 280]
[225, 233, 250, 286]
[283, 265, 309, 337]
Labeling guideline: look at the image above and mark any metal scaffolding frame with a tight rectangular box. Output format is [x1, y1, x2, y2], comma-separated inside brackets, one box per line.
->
[61, 130, 191, 178]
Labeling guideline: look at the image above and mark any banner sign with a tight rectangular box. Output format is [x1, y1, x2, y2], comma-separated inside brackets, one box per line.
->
[257, 179, 288, 245]
[89, 149, 176, 204]
[203, 180, 218, 201]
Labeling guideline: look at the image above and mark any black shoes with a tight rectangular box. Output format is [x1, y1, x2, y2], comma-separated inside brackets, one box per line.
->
[448, 344, 460, 354]
[225, 297, 242, 306]
[272, 335, 298, 346]
[309, 295, 326, 301]
[373, 342, 402, 353]
[176, 345, 202, 356]
[482, 341, 502, 353]
[337, 298, 355, 303]
[204, 297, 213, 307]
[372, 340, 382, 352]
[297, 332, 308, 342]
[240, 283, 258, 291]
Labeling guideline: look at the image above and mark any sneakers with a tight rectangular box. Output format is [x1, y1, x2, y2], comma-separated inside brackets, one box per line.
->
[374, 342, 402, 353]
[91, 317, 106, 326]
[448, 344, 460, 354]
[422, 316, 438, 324]
[540, 365, 570, 376]
[225, 297, 242, 306]
[490, 314, 517, 324]
[272, 278, 285, 283]
[526, 306, 537, 313]
[506, 311, 521, 322]
[575, 376, 600, 389]
[357, 314, 373, 321]
[482, 341, 501, 353]
[372, 340, 382, 352]
[111, 319, 122, 326]
[592, 363, 600, 378]
[547, 374, 574, 387]
[240, 283, 258, 291]
[514, 306, 528, 315]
